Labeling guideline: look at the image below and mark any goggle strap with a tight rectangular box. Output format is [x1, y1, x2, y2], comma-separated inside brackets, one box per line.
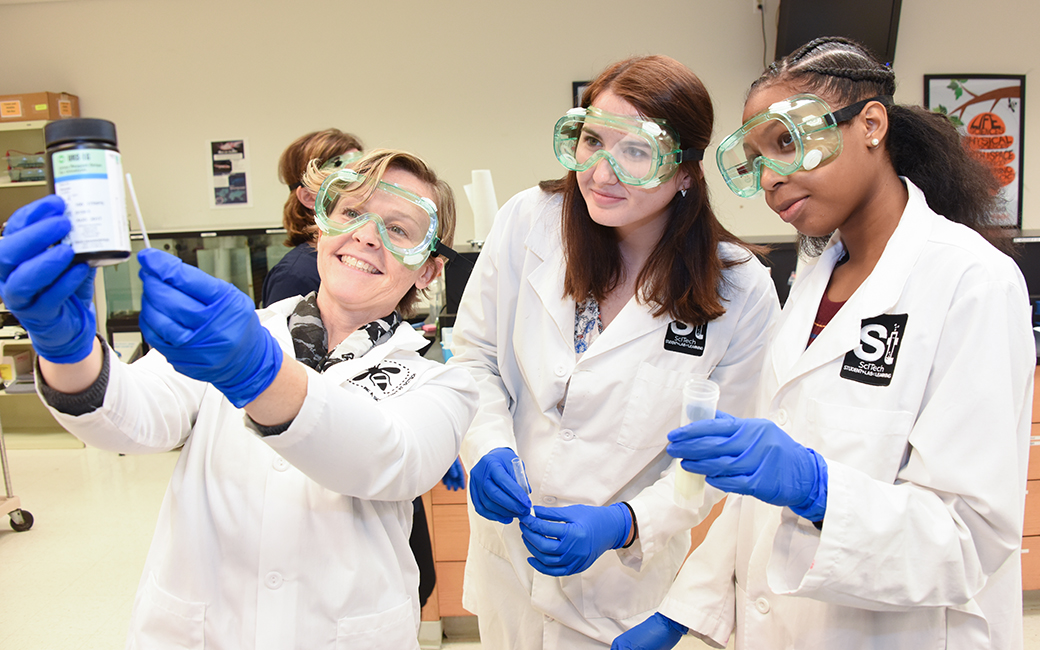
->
[431, 241, 474, 268]
[677, 147, 704, 163]
[828, 95, 893, 125]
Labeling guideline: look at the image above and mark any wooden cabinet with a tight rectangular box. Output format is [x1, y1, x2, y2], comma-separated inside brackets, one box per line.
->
[421, 479, 472, 622]
[1023, 368, 1040, 589]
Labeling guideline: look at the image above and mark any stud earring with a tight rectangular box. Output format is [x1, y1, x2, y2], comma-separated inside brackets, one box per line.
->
[870, 138, 880, 147]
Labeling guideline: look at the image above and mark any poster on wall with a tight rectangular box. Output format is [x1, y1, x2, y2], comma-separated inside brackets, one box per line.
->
[924, 74, 1026, 228]
[209, 139, 251, 208]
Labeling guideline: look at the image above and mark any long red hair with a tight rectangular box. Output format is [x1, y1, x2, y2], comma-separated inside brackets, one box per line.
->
[541, 55, 759, 324]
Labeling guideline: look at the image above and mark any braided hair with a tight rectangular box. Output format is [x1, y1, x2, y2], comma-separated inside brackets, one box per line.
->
[754, 37, 1009, 253]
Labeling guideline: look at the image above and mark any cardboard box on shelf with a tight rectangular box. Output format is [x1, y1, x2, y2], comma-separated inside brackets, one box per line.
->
[0, 348, 33, 382]
[0, 92, 79, 122]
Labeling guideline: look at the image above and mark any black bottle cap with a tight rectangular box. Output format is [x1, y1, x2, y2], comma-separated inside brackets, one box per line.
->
[44, 118, 118, 148]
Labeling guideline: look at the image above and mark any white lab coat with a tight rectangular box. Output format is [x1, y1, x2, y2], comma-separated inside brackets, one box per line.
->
[450, 187, 779, 647]
[42, 295, 478, 650]
[658, 180, 1034, 650]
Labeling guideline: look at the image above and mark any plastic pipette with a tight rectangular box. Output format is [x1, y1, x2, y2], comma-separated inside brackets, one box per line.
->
[125, 173, 151, 248]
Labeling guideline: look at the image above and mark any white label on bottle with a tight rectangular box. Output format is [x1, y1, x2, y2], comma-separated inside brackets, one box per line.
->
[52, 149, 129, 256]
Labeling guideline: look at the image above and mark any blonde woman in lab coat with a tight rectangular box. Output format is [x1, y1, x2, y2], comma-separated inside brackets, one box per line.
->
[614, 37, 1034, 650]
[0, 150, 477, 650]
[449, 55, 780, 648]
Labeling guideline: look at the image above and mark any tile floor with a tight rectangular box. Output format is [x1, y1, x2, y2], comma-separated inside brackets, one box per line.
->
[1, 438, 1039, 649]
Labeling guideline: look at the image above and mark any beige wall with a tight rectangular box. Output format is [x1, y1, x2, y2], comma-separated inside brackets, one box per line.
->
[1, 0, 1037, 239]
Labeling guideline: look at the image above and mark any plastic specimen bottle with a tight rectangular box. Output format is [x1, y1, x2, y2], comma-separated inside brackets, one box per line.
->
[45, 118, 131, 266]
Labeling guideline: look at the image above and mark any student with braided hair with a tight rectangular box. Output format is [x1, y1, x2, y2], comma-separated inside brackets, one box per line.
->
[613, 37, 1033, 650]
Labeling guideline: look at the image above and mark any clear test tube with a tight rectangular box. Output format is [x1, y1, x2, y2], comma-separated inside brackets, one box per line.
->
[673, 378, 720, 507]
[512, 456, 536, 517]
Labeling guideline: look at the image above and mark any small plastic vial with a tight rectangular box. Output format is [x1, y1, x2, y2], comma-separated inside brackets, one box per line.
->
[44, 118, 131, 266]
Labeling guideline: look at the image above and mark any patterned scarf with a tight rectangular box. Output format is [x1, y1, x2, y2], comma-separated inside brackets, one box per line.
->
[287, 292, 402, 373]
[574, 296, 603, 354]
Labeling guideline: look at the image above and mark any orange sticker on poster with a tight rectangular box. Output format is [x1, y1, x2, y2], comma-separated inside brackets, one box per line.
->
[965, 135, 1015, 150]
[991, 166, 1016, 187]
[973, 150, 1016, 166]
[967, 112, 1006, 136]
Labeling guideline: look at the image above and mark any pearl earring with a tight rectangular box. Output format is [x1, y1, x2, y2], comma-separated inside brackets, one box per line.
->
[870, 138, 880, 147]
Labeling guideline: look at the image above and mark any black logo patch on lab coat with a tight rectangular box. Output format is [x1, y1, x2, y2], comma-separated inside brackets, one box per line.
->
[840, 314, 908, 386]
[347, 360, 415, 400]
[664, 321, 706, 356]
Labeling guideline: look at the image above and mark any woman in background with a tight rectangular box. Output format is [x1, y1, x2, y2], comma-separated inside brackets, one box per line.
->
[449, 55, 779, 648]
[261, 128, 363, 307]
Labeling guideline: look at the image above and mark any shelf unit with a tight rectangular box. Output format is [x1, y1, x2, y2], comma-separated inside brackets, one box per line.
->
[0, 339, 66, 437]
[0, 120, 50, 224]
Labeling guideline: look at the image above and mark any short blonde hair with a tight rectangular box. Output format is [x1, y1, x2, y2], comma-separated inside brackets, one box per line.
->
[308, 148, 456, 317]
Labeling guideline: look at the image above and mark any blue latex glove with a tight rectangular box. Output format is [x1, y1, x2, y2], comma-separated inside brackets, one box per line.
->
[0, 195, 97, 363]
[442, 457, 466, 491]
[667, 411, 828, 521]
[137, 248, 283, 407]
[468, 447, 532, 524]
[519, 502, 632, 576]
[612, 613, 688, 650]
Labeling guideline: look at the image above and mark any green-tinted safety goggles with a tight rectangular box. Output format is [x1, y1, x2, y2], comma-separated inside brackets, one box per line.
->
[319, 150, 364, 173]
[717, 94, 890, 198]
[315, 168, 440, 269]
[553, 106, 703, 188]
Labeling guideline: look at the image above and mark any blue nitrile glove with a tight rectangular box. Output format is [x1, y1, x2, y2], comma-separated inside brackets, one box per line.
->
[137, 248, 283, 407]
[442, 457, 466, 491]
[612, 613, 688, 650]
[469, 447, 532, 524]
[0, 195, 97, 363]
[667, 411, 828, 521]
[519, 502, 632, 576]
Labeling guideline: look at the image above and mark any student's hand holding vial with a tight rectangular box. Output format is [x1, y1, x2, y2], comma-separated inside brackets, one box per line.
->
[667, 413, 827, 523]
[468, 447, 534, 523]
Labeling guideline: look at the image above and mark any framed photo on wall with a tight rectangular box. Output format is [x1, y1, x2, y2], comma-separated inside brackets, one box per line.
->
[924, 74, 1026, 228]
[573, 81, 590, 108]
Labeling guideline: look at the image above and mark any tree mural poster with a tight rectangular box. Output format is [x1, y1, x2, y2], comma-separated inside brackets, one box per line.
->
[925, 74, 1026, 228]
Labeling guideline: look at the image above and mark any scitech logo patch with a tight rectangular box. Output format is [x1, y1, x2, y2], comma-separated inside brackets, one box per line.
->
[840, 314, 908, 386]
[664, 321, 706, 356]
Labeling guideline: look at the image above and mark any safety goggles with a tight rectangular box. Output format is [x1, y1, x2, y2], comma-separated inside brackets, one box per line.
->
[289, 151, 363, 191]
[319, 150, 364, 173]
[553, 107, 703, 188]
[717, 94, 890, 198]
[315, 168, 440, 269]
